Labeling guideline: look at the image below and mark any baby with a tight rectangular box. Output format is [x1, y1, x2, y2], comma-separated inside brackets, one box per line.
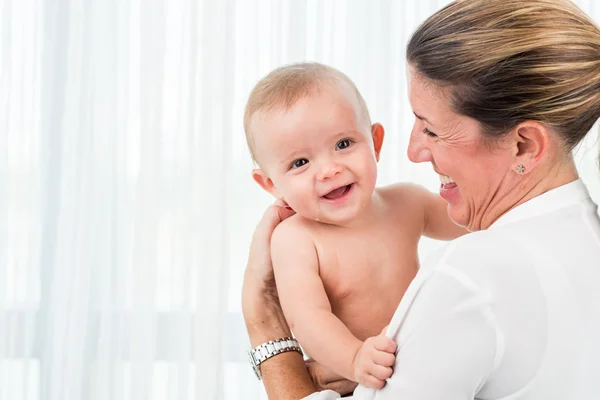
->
[244, 62, 464, 389]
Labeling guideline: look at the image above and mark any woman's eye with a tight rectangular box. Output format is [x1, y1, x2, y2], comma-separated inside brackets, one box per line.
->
[336, 139, 353, 150]
[291, 159, 309, 169]
[423, 127, 437, 138]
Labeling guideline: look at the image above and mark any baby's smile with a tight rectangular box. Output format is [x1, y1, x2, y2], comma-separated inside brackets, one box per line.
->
[321, 183, 354, 202]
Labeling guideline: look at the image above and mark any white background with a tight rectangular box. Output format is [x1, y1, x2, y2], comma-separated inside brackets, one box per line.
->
[1, 0, 599, 399]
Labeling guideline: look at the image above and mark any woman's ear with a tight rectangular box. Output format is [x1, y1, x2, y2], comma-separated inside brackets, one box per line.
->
[510, 121, 550, 174]
[252, 169, 281, 199]
[371, 123, 385, 162]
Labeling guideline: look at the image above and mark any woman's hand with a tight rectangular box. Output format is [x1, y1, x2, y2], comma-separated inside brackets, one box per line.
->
[242, 202, 317, 399]
[306, 359, 358, 396]
[242, 200, 296, 346]
[244, 200, 295, 299]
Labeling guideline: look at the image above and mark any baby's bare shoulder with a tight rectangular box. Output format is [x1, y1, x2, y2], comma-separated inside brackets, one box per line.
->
[272, 214, 313, 243]
[270, 215, 322, 274]
[271, 214, 324, 255]
[376, 182, 431, 210]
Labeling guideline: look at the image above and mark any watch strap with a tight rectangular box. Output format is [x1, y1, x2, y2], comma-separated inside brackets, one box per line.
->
[249, 337, 303, 379]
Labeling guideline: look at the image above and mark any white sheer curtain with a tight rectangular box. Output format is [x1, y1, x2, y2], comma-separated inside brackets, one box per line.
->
[1, 0, 599, 399]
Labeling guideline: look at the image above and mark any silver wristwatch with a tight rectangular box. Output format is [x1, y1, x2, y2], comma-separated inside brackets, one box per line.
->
[247, 337, 303, 380]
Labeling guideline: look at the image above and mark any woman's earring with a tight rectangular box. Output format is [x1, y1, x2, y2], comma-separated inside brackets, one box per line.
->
[516, 164, 525, 174]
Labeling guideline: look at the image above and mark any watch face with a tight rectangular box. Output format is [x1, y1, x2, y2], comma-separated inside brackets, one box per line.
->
[248, 351, 261, 380]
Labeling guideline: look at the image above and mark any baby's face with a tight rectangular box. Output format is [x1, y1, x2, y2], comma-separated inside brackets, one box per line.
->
[250, 85, 381, 225]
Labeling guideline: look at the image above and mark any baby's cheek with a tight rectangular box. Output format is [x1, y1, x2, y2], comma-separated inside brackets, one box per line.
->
[361, 158, 379, 188]
[285, 186, 316, 217]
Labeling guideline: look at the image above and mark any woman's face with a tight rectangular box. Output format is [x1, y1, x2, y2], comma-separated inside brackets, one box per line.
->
[406, 66, 517, 231]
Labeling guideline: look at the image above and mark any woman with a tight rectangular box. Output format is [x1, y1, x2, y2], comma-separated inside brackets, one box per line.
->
[242, 0, 600, 398]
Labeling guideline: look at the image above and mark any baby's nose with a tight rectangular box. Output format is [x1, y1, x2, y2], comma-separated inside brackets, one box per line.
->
[317, 162, 343, 181]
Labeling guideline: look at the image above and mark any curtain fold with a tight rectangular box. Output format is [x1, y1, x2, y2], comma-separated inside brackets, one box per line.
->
[2, 0, 599, 399]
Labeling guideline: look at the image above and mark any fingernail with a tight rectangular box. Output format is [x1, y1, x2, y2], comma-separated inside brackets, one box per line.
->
[285, 206, 293, 210]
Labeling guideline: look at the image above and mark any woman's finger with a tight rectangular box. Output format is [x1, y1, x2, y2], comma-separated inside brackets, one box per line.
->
[254, 203, 295, 239]
[306, 359, 344, 388]
[272, 202, 296, 223]
[323, 379, 358, 396]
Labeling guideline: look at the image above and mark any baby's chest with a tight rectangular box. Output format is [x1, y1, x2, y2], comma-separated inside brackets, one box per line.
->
[317, 238, 418, 300]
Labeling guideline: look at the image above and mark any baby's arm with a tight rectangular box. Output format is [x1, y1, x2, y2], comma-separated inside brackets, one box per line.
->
[271, 220, 395, 387]
[420, 186, 469, 239]
[397, 183, 467, 240]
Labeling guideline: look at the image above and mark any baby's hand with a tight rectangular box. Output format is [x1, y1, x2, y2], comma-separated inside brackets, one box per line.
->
[352, 327, 397, 389]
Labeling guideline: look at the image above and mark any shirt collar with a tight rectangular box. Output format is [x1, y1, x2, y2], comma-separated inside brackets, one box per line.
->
[490, 179, 591, 229]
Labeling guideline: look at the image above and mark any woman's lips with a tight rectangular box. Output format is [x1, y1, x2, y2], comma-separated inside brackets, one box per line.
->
[440, 182, 459, 203]
[441, 182, 457, 190]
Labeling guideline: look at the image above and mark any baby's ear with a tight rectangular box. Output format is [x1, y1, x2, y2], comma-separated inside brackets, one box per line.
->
[371, 123, 385, 162]
[252, 169, 281, 198]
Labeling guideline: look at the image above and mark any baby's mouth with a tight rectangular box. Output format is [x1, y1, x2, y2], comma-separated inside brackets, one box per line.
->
[322, 184, 353, 200]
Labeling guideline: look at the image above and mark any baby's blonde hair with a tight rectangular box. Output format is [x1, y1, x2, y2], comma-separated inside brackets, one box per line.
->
[243, 62, 371, 162]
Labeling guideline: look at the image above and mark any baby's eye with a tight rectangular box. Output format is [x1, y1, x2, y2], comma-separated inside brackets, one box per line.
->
[291, 159, 309, 169]
[336, 139, 353, 150]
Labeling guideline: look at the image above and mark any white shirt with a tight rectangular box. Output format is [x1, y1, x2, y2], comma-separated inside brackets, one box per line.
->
[304, 179, 600, 400]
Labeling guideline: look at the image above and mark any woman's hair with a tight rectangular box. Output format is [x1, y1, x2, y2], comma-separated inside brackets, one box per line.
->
[407, 0, 600, 151]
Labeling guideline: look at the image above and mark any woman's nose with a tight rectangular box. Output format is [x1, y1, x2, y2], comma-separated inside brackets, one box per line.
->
[407, 126, 433, 163]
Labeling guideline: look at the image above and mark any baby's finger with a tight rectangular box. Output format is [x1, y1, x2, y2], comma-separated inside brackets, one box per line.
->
[360, 374, 386, 390]
[367, 364, 393, 381]
[373, 349, 396, 367]
[373, 335, 397, 354]
[380, 325, 388, 336]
